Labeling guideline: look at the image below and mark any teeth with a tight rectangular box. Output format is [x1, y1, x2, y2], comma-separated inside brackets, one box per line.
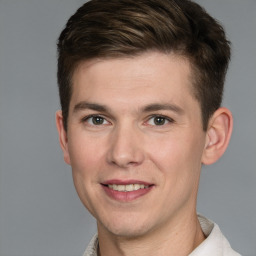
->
[108, 184, 149, 192]
[134, 184, 141, 190]
[125, 184, 134, 192]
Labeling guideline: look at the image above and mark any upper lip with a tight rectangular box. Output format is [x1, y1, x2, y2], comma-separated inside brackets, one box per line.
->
[101, 179, 153, 186]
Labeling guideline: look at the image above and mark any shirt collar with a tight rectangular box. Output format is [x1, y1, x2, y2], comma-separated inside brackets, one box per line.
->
[83, 234, 98, 256]
[83, 215, 240, 256]
[189, 214, 240, 256]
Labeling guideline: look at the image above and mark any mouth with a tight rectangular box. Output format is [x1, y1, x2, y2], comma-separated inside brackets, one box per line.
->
[106, 183, 150, 192]
[101, 180, 154, 201]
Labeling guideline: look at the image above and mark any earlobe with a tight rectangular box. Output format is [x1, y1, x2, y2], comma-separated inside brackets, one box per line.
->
[202, 107, 233, 165]
[56, 110, 71, 165]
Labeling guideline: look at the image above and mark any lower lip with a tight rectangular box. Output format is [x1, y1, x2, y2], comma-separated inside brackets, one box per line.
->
[102, 185, 154, 202]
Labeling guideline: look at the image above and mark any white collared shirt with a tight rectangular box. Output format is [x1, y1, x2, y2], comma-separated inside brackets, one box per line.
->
[83, 215, 241, 256]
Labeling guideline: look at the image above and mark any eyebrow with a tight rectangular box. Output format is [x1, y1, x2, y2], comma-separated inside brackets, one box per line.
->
[73, 101, 184, 115]
[142, 103, 184, 114]
[73, 102, 109, 113]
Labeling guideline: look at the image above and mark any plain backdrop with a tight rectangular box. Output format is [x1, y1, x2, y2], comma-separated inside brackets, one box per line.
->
[0, 0, 255, 255]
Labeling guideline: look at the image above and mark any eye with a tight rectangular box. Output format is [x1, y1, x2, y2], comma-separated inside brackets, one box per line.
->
[147, 115, 173, 126]
[83, 115, 110, 126]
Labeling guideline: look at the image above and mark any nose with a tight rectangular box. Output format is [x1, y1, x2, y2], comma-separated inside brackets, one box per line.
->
[107, 124, 145, 168]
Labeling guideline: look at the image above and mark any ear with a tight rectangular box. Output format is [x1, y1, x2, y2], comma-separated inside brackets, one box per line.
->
[202, 107, 233, 165]
[56, 110, 71, 165]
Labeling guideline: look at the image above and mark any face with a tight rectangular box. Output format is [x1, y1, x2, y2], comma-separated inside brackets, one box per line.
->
[58, 52, 208, 238]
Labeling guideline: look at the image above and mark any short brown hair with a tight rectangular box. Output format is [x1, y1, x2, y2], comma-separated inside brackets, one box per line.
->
[57, 0, 231, 131]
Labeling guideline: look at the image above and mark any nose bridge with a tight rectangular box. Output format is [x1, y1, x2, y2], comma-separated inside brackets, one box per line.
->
[107, 121, 144, 167]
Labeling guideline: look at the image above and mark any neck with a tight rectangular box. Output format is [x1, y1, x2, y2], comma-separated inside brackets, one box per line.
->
[97, 212, 205, 256]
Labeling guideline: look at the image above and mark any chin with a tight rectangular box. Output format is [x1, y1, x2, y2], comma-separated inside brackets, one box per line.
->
[109, 226, 151, 238]
[98, 216, 153, 238]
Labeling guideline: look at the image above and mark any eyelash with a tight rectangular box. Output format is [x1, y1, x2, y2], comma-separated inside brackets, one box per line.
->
[145, 115, 175, 126]
[81, 114, 175, 126]
[81, 114, 111, 126]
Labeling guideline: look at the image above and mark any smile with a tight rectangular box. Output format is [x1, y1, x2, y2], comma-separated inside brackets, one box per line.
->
[108, 184, 149, 192]
[101, 180, 154, 202]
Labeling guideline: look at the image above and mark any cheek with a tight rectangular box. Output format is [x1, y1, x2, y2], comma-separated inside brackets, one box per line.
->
[67, 131, 112, 209]
[68, 132, 104, 167]
[147, 135, 185, 167]
[147, 132, 204, 179]
[67, 134, 107, 214]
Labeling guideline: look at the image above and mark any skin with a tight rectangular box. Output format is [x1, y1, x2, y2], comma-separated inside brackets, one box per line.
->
[56, 51, 233, 256]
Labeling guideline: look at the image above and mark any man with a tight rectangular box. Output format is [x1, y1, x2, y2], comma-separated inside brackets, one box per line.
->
[56, 0, 241, 255]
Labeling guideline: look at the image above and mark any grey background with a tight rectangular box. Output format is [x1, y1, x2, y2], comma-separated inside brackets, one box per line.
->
[0, 0, 255, 255]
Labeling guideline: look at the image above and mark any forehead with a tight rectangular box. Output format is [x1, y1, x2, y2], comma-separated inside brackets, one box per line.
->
[70, 51, 198, 112]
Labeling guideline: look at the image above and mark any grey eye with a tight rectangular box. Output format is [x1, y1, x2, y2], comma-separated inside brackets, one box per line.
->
[153, 116, 167, 125]
[92, 116, 105, 125]
[85, 115, 108, 125]
[147, 116, 170, 126]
